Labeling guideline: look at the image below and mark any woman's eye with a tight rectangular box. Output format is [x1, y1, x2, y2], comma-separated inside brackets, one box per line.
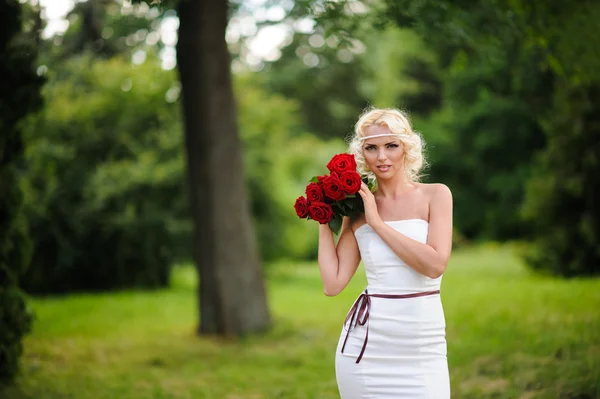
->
[387, 144, 399, 148]
[365, 146, 375, 151]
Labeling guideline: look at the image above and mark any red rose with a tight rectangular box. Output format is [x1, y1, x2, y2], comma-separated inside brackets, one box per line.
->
[305, 182, 324, 203]
[322, 174, 346, 201]
[294, 196, 309, 218]
[326, 154, 357, 175]
[340, 171, 362, 194]
[308, 201, 334, 224]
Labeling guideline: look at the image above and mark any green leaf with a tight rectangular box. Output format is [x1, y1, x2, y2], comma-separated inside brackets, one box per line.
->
[328, 213, 343, 236]
[309, 176, 319, 183]
[339, 206, 351, 217]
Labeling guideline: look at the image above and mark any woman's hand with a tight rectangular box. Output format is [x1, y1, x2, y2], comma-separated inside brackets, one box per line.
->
[357, 182, 383, 229]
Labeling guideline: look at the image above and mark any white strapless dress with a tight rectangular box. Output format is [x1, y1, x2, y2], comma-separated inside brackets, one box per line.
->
[335, 219, 450, 398]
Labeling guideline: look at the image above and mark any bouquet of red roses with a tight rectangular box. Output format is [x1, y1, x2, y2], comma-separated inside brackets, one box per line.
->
[294, 153, 371, 235]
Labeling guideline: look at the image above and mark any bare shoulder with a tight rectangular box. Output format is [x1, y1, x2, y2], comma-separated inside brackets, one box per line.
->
[415, 182, 452, 199]
[426, 183, 453, 222]
[415, 183, 452, 219]
[433, 183, 452, 200]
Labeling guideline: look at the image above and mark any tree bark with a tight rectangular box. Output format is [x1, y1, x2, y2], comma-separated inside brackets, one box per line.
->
[176, 0, 271, 335]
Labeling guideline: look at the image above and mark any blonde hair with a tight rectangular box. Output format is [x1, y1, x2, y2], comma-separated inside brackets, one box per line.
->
[347, 107, 427, 183]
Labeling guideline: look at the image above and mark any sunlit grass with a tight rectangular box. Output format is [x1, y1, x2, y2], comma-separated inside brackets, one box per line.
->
[2, 244, 599, 399]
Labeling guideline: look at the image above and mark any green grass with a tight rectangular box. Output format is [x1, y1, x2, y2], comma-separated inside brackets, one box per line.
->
[2, 244, 599, 399]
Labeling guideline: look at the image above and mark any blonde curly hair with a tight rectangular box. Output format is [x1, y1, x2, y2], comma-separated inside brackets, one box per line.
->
[347, 107, 427, 183]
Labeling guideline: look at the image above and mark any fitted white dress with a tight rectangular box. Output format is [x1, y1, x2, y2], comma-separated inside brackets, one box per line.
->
[335, 219, 450, 398]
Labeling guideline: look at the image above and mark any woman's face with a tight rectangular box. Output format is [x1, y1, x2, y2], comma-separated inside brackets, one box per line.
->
[362, 124, 405, 179]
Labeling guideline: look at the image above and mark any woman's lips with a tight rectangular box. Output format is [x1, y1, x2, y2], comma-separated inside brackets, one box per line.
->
[377, 165, 391, 171]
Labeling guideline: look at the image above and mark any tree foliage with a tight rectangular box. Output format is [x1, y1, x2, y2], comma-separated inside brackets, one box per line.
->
[300, 0, 600, 276]
[0, 0, 43, 384]
[20, 55, 181, 293]
[379, 0, 600, 275]
[42, 0, 171, 62]
[297, 0, 544, 239]
[261, 29, 367, 140]
[18, 43, 326, 294]
[516, 1, 600, 276]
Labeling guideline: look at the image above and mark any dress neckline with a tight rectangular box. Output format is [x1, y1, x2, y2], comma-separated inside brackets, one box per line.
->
[354, 218, 429, 235]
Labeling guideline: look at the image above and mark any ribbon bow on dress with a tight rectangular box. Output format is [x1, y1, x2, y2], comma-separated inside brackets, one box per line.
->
[340, 289, 441, 364]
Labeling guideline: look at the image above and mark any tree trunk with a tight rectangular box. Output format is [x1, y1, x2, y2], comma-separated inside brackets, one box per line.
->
[176, 0, 271, 335]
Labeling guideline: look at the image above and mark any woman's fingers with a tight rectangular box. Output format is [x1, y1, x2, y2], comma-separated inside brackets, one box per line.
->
[360, 183, 372, 200]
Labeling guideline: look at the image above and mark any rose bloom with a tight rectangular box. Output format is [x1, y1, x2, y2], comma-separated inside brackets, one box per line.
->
[305, 182, 324, 203]
[327, 153, 357, 175]
[308, 201, 334, 224]
[294, 196, 309, 218]
[322, 174, 346, 201]
[339, 171, 362, 194]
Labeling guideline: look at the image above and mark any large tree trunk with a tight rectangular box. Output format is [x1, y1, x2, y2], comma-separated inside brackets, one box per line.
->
[176, 0, 271, 335]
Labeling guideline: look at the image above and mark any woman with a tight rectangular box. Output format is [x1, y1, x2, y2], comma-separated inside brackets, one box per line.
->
[317, 107, 453, 398]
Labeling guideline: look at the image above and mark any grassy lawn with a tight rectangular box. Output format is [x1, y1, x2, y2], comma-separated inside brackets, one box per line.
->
[2, 244, 599, 399]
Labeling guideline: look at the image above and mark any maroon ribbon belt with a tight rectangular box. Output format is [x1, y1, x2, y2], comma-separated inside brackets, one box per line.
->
[340, 289, 441, 364]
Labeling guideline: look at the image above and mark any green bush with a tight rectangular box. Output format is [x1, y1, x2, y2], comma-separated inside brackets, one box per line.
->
[20, 54, 183, 294]
[0, 212, 33, 383]
[407, 44, 546, 241]
[18, 51, 335, 294]
[235, 73, 346, 261]
[0, 0, 42, 384]
[521, 84, 600, 277]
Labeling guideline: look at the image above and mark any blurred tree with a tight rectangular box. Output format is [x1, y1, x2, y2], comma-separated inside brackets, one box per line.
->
[20, 49, 319, 293]
[302, 0, 548, 240]
[22, 0, 272, 334]
[175, 0, 271, 335]
[21, 55, 181, 293]
[235, 72, 309, 261]
[359, 27, 442, 117]
[378, 1, 549, 240]
[516, 1, 600, 277]
[335, 0, 600, 276]
[64, 0, 116, 56]
[378, 0, 600, 275]
[427, 46, 548, 239]
[42, 0, 169, 62]
[259, 5, 441, 141]
[0, 0, 43, 384]
[261, 29, 367, 140]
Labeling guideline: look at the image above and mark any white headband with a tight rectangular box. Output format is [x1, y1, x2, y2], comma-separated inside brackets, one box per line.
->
[358, 133, 408, 141]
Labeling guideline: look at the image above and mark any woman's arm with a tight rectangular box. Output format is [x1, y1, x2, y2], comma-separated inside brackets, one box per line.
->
[317, 216, 362, 296]
[370, 184, 453, 278]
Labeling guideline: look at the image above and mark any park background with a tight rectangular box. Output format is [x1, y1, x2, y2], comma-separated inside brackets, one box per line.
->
[1, 0, 599, 398]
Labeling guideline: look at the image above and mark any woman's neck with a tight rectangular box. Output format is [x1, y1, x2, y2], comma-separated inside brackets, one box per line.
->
[375, 174, 416, 199]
